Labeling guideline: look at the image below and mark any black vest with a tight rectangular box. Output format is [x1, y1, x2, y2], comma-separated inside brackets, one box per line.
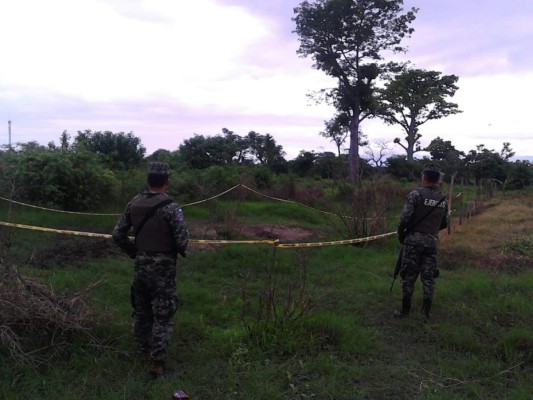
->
[410, 186, 447, 234]
[130, 193, 176, 253]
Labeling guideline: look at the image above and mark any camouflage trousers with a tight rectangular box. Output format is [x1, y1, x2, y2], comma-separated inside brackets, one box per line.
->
[132, 252, 178, 362]
[400, 243, 438, 301]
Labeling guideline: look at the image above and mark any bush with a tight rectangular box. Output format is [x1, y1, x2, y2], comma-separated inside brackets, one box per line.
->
[1, 144, 118, 211]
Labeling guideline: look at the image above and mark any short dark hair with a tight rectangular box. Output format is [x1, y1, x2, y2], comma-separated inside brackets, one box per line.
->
[423, 170, 441, 184]
[147, 173, 168, 188]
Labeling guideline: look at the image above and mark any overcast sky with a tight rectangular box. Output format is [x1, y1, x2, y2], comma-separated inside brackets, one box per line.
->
[1, 0, 532, 160]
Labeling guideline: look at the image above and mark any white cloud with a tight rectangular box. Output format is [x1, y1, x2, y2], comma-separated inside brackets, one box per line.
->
[0, 0, 272, 101]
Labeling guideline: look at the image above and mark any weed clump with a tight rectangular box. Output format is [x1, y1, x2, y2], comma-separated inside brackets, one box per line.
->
[0, 263, 100, 367]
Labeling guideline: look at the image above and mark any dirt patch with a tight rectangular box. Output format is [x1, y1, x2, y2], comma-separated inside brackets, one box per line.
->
[189, 224, 318, 243]
[241, 225, 317, 242]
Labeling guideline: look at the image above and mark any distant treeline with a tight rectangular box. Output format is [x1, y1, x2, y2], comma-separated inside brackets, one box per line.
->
[0, 130, 531, 212]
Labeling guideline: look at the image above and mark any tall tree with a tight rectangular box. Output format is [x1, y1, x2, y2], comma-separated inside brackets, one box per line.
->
[379, 68, 461, 160]
[293, 0, 417, 182]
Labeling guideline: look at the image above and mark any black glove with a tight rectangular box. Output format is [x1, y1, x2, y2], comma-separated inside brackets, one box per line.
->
[397, 229, 406, 244]
[125, 243, 138, 259]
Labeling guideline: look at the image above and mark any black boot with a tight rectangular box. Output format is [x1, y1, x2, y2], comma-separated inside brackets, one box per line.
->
[423, 299, 432, 319]
[149, 360, 175, 379]
[394, 296, 411, 318]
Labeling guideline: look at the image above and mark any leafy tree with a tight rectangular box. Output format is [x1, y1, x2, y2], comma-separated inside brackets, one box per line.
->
[464, 144, 507, 185]
[222, 128, 251, 164]
[507, 160, 533, 189]
[146, 148, 172, 163]
[59, 130, 71, 151]
[246, 131, 286, 169]
[315, 152, 347, 179]
[320, 113, 350, 156]
[290, 150, 317, 177]
[385, 155, 424, 180]
[379, 68, 461, 160]
[500, 142, 515, 161]
[293, 0, 418, 182]
[426, 136, 465, 178]
[179, 134, 237, 169]
[73, 130, 146, 170]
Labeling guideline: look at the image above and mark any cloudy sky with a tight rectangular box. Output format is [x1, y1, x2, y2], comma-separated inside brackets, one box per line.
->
[1, 0, 532, 160]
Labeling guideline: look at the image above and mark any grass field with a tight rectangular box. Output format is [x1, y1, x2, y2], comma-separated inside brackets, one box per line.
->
[0, 190, 532, 399]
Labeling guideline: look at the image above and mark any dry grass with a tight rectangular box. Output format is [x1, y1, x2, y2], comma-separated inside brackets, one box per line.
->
[440, 195, 533, 271]
[0, 263, 101, 367]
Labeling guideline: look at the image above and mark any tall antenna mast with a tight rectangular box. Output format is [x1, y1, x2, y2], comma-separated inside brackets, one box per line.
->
[8, 120, 11, 149]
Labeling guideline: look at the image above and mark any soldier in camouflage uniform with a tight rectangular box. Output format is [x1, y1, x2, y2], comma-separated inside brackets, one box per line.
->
[395, 164, 448, 320]
[112, 162, 189, 378]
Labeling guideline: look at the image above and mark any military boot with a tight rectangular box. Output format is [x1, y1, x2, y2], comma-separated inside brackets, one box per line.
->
[139, 347, 151, 362]
[422, 299, 432, 319]
[149, 360, 175, 379]
[394, 296, 411, 318]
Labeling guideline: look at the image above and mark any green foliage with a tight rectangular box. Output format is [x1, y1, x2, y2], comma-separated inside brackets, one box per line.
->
[72, 130, 146, 170]
[179, 134, 237, 169]
[293, 0, 418, 181]
[379, 68, 462, 160]
[507, 160, 533, 190]
[385, 155, 425, 180]
[178, 130, 287, 173]
[0, 144, 118, 211]
[0, 188, 532, 399]
[289, 150, 316, 177]
[253, 166, 273, 189]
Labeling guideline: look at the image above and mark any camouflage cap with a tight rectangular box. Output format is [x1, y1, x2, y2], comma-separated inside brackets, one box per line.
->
[147, 162, 170, 177]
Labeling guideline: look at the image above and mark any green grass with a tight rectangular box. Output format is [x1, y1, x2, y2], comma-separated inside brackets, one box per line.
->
[1, 193, 532, 399]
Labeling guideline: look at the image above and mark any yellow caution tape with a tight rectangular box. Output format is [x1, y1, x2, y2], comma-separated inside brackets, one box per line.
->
[181, 184, 241, 207]
[0, 185, 400, 221]
[192, 238, 279, 245]
[0, 221, 276, 246]
[0, 220, 394, 247]
[0, 220, 113, 238]
[275, 232, 396, 248]
[0, 195, 121, 216]
[241, 184, 338, 217]
[0, 185, 242, 215]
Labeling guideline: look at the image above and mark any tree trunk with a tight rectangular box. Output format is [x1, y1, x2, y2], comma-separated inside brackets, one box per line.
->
[348, 113, 360, 183]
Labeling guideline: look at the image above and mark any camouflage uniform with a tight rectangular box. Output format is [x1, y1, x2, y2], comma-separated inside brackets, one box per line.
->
[112, 163, 188, 365]
[396, 166, 448, 318]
